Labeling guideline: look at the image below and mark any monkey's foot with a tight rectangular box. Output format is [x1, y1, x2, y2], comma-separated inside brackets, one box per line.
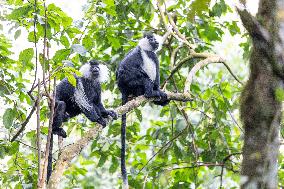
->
[52, 128, 67, 138]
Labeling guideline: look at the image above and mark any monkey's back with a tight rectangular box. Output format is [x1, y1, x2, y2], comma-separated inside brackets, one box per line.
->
[116, 47, 149, 96]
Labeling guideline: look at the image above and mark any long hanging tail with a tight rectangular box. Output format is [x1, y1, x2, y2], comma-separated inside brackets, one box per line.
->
[121, 94, 129, 189]
[47, 134, 53, 182]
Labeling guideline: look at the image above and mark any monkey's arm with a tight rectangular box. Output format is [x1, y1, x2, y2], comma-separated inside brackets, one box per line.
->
[81, 106, 107, 127]
[152, 56, 169, 105]
[95, 94, 117, 119]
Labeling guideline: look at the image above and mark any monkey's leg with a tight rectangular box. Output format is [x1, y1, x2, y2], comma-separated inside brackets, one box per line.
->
[52, 101, 68, 138]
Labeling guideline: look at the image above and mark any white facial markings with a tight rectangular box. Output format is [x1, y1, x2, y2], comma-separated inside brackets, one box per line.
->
[138, 37, 152, 51]
[98, 64, 109, 83]
[141, 50, 156, 82]
[153, 34, 163, 52]
[79, 63, 92, 79]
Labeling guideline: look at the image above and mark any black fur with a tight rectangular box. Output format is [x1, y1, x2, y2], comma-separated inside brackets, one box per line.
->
[116, 33, 169, 187]
[47, 60, 117, 182]
[52, 60, 117, 138]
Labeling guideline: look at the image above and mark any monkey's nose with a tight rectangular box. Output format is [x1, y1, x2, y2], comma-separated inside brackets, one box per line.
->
[93, 67, 100, 72]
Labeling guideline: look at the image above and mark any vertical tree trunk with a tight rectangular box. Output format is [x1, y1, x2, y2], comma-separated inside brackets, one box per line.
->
[239, 0, 284, 188]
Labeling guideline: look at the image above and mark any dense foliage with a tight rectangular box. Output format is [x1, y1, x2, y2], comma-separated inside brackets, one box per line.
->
[0, 0, 282, 188]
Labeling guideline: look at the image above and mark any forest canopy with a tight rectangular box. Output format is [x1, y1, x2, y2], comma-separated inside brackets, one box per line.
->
[0, 0, 283, 188]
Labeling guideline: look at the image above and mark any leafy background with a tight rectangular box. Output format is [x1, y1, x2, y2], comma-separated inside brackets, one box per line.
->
[0, 0, 283, 188]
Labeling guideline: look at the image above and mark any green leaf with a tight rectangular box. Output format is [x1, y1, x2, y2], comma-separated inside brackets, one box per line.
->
[14, 29, 21, 40]
[66, 73, 77, 87]
[19, 48, 34, 69]
[8, 142, 19, 155]
[210, 0, 227, 17]
[60, 35, 70, 47]
[188, 0, 210, 20]
[134, 108, 142, 122]
[53, 49, 71, 64]
[28, 31, 38, 43]
[3, 108, 16, 128]
[7, 5, 33, 20]
[109, 157, 119, 173]
[275, 88, 284, 101]
[97, 154, 107, 167]
[82, 35, 93, 50]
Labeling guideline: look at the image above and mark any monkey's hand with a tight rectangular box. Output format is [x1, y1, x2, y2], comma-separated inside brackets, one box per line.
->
[158, 90, 168, 101]
[106, 110, 118, 120]
[101, 110, 118, 120]
[52, 128, 67, 138]
[153, 90, 170, 106]
[96, 117, 107, 127]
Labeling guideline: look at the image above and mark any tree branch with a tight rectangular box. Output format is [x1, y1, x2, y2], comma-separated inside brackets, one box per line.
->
[237, 8, 270, 42]
[10, 103, 37, 142]
[47, 92, 192, 188]
[184, 56, 242, 93]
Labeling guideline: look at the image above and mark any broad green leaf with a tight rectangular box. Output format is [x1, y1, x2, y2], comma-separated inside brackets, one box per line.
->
[53, 49, 71, 64]
[60, 35, 70, 47]
[3, 108, 16, 128]
[19, 48, 34, 68]
[82, 35, 93, 50]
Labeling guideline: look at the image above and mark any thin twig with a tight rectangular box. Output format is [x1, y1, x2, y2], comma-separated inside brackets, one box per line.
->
[42, 1, 50, 98]
[220, 152, 242, 188]
[39, 79, 56, 188]
[30, 0, 38, 91]
[138, 126, 189, 174]
[218, 85, 243, 133]
[36, 78, 42, 186]
[10, 104, 37, 142]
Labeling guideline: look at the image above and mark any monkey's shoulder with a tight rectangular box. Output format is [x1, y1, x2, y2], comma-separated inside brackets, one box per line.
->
[120, 47, 143, 66]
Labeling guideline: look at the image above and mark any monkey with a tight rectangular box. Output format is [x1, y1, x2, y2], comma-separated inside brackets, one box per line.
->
[116, 33, 169, 188]
[47, 59, 117, 182]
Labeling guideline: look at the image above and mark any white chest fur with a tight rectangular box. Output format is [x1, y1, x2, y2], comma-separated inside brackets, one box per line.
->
[141, 50, 156, 82]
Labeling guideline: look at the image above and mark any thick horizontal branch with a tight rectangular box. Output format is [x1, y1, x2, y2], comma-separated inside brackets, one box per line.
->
[47, 91, 192, 189]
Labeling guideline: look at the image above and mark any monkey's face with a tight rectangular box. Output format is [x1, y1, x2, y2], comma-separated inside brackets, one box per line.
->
[90, 64, 100, 78]
[145, 34, 159, 51]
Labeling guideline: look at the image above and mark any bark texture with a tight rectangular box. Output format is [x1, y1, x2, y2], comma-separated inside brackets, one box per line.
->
[239, 0, 284, 188]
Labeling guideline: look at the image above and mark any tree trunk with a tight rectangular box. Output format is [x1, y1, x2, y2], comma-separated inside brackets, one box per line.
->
[239, 0, 284, 188]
